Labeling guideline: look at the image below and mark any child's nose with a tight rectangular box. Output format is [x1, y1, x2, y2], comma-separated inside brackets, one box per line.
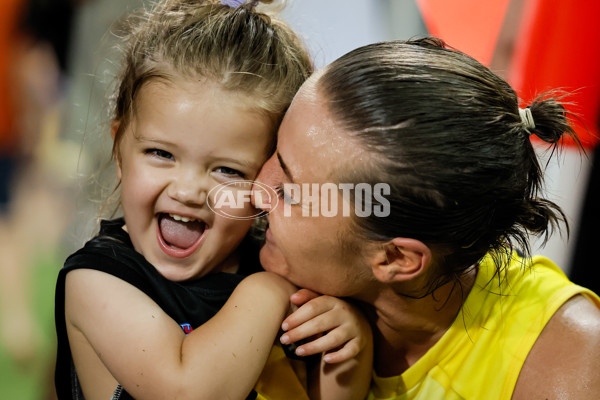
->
[167, 171, 208, 206]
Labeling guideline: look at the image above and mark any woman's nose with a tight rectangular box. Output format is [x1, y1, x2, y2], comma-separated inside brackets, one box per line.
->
[252, 155, 278, 212]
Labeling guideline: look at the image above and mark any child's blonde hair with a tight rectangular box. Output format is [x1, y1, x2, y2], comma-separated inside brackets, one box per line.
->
[111, 0, 313, 159]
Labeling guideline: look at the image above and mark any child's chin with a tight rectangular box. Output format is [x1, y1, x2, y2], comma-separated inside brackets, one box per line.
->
[156, 264, 199, 282]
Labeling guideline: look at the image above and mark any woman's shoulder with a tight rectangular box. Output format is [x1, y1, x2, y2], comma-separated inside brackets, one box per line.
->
[512, 294, 600, 399]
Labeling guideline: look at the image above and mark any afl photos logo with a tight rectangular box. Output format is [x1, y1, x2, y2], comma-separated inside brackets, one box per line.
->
[207, 180, 279, 220]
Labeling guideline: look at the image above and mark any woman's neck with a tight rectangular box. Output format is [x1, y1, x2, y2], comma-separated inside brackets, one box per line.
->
[365, 267, 477, 377]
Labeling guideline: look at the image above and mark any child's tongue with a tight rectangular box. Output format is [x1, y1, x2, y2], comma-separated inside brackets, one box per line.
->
[159, 215, 204, 249]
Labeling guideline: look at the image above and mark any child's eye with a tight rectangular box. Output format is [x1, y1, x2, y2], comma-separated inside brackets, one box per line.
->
[214, 166, 245, 179]
[146, 148, 174, 160]
[274, 184, 300, 205]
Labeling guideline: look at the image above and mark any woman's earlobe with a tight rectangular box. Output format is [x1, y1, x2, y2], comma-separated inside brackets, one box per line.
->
[370, 238, 432, 283]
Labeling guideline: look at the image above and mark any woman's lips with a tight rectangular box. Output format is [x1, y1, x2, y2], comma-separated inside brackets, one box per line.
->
[265, 225, 275, 244]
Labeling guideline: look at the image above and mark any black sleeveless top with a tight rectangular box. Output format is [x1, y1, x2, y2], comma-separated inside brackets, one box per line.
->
[54, 218, 262, 399]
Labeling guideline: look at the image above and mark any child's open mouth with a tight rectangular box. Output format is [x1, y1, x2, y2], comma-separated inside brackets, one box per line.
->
[157, 213, 206, 258]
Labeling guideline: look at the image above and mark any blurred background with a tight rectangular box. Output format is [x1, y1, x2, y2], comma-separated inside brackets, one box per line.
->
[0, 0, 598, 398]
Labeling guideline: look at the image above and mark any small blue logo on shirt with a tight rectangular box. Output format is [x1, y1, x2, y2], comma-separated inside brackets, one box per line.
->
[180, 323, 193, 334]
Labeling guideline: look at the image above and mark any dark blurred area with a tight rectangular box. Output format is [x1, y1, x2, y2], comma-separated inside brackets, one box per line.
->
[0, 1, 147, 398]
[20, 0, 77, 73]
[1, 1, 79, 398]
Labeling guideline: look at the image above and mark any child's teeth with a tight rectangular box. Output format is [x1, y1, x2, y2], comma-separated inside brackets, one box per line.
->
[170, 214, 194, 223]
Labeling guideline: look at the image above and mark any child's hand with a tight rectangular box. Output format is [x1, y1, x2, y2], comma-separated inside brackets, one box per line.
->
[279, 292, 371, 364]
[289, 288, 321, 307]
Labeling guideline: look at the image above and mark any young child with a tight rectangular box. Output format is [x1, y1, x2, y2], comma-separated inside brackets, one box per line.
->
[54, 1, 373, 399]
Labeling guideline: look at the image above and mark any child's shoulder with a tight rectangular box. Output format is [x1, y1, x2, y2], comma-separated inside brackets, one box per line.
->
[60, 217, 149, 292]
[94, 217, 131, 245]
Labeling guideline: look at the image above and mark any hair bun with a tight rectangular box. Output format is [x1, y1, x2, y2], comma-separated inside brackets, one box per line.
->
[527, 93, 579, 146]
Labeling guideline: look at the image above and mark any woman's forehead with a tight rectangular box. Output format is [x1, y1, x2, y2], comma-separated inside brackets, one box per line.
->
[276, 87, 369, 183]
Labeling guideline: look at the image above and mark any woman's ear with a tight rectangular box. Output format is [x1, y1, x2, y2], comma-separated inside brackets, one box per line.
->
[369, 238, 432, 283]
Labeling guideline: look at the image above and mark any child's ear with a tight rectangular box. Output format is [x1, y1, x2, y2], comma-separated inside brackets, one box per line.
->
[368, 238, 432, 283]
[111, 120, 122, 179]
[111, 120, 120, 141]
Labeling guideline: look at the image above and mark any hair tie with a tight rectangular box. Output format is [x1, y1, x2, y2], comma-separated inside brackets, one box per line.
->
[221, 0, 246, 8]
[519, 107, 535, 133]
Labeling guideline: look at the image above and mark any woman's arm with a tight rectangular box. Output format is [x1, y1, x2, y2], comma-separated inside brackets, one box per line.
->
[65, 269, 296, 400]
[512, 294, 600, 400]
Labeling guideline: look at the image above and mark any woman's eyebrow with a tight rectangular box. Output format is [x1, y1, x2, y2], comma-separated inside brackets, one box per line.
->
[276, 152, 296, 183]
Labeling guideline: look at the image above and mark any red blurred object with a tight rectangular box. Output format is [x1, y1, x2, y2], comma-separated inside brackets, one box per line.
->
[416, 0, 510, 67]
[417, 0, 600, 148]
[508, 0, 600, 148]
[0, 0, 26, 153]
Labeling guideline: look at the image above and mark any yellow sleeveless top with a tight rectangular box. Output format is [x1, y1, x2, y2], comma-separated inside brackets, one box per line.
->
[368, 253, 600, 400]
[254, 343, 309, 400]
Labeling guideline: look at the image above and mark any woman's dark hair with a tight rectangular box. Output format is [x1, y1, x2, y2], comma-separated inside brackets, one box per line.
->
[318, 37, 579, 291]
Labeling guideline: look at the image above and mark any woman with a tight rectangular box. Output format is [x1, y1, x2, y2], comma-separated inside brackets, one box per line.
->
[254, 37, 600, 399]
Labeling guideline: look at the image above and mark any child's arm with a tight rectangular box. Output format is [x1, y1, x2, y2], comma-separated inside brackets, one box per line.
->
[280, 290, 373, 400]
[65, 269, 296, 400]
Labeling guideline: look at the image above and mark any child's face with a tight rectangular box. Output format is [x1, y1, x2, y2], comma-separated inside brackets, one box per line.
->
[115, 78, 272, 281]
